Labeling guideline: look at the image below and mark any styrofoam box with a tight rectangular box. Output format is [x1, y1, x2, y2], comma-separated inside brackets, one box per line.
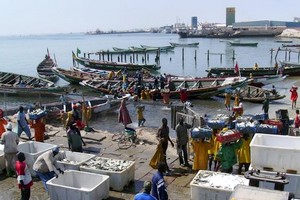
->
[17, 141, 58, 176]
[190, 170, 249, 200]
[250, 133, 300, 174]
[230, 184, 289, 200]
[56, 151, 95, 171]
[255, 170, 300, 198]
[79, 157, 135, 191]
[0, 150, 5, 174]
[47, 170, 109, 200]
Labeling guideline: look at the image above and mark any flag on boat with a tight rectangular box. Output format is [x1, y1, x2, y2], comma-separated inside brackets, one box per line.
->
[76, 48, 81, 56]
[234, 62, 239, 75]
[47, 48, 50, 58]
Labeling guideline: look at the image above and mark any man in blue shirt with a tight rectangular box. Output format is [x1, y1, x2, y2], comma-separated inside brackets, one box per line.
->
[17, 106, 32, 140]
[134, 181, 157, 200]
[152, 162, 168, 200]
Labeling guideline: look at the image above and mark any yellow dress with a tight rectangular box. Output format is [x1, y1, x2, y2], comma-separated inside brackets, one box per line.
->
[237, 138, 251, 163]
[224, 93, 231, 106]
[234, 95, 239, 106]
[192, 139, 211, 170]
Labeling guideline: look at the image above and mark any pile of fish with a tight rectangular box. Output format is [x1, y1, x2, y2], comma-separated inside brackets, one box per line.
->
[80, 157, 133, 172]
[192, 171, 248, 190]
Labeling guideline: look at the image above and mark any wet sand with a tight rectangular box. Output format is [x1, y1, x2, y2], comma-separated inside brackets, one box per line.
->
[0, 77, 299, 200]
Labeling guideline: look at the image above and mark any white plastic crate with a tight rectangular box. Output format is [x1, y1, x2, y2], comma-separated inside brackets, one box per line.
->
[250, 133, 300, 174]
[17, 141, 58, 176]
[79, 157, 135, 191]
[47, 170, 109, 200]
[56, 151, 95, 171]
[0, 150, 5, 174]
[230, 185, 289, 200]
[190, 170, 249, 200]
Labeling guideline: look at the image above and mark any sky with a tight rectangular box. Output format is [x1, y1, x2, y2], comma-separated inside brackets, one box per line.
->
[1, 0, 300, 36]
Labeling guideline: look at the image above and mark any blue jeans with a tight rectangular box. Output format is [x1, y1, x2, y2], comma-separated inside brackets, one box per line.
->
[35, 171, 55, 192]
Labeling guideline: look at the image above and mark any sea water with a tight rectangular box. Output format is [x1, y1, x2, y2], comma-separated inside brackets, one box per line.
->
[0, 33, 298, 137]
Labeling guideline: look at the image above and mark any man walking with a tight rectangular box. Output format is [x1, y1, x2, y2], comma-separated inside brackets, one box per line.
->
[175, 117, 193, 167]
[152, 162, 168, 200]
[1, 123, 19, 176]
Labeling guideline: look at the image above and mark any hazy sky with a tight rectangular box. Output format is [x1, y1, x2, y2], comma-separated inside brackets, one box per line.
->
[1, 0, 299, 36]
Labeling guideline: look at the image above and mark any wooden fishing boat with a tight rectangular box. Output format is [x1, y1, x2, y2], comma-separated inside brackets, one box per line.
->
[72, 51, 160, 71]
[229, 41, 258, 47]
[0, 71, 64, 95]
[248, 75, 288, 87]
[52, 67, 108, 84]
[169, 42, 199, 47]
[206, 65, 300, 77]
[80, 76, 248, 99]
[282, 44, 300, 48]
[275, 40, 293, 43]
[36, 54, 58, 82]
[218, 85, 286, 103]
[279, 60, 300, 68]
[140, 45, 174, 51]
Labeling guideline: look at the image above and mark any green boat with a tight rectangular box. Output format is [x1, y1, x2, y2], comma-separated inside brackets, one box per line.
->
[169, 42, 199, 47]
[72, 51, 160, 72]
[229, 41, 258, 47]
[140, 45, 175, 52]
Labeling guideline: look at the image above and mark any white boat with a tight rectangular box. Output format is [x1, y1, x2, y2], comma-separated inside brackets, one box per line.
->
[249, 75, 288, 87]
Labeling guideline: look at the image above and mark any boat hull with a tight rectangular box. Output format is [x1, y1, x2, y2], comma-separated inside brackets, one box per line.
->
[206, 66, 300, 77]
[73, 52, 160, 72]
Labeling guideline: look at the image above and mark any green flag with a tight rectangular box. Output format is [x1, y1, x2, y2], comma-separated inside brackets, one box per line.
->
[77, 48, 81, 55]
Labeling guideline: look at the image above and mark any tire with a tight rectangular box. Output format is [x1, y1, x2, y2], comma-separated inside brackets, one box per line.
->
[112, 132, 123, 142]
[118, 137, 133, 149]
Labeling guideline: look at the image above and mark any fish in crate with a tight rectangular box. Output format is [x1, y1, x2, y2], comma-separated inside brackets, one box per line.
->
[191, 127, 212, 139]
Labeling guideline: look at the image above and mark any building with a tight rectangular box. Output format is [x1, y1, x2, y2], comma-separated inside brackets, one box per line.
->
[191, 17, 198, 29]
[226, 7, 235, 27]
[232, 20, 300, 29]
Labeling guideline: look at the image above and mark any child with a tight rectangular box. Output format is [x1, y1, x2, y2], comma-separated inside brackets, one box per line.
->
[15, 152, 33, 200]
[137, 106, 146, 127]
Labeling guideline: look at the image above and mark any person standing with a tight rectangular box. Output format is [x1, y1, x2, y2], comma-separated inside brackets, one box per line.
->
[224, 92, 231, 111]
[136, 106, 146, 127]
[0, 109, 8, 137]
[290, 86, 298, 109]
[156, 118, 174, 173]
[30, 117, 46, 142]
[191, 138, 212, 170]
[216, 139, 243, 173]
[262, 97, 270, 119]
[152, 162, 168, 200]
[294, 109, 300, 128]
[17, 106, 32, 140]
[118, 99, 132, 128]
[15, 152, 33, 200]
[33, 147, 64, 192]
[237, 133, 251, 175]
[1, 123, 19, 176]
[175, 117, 193, 167]
[134, 181, 157, 200]
[67, 123, 86, 152]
